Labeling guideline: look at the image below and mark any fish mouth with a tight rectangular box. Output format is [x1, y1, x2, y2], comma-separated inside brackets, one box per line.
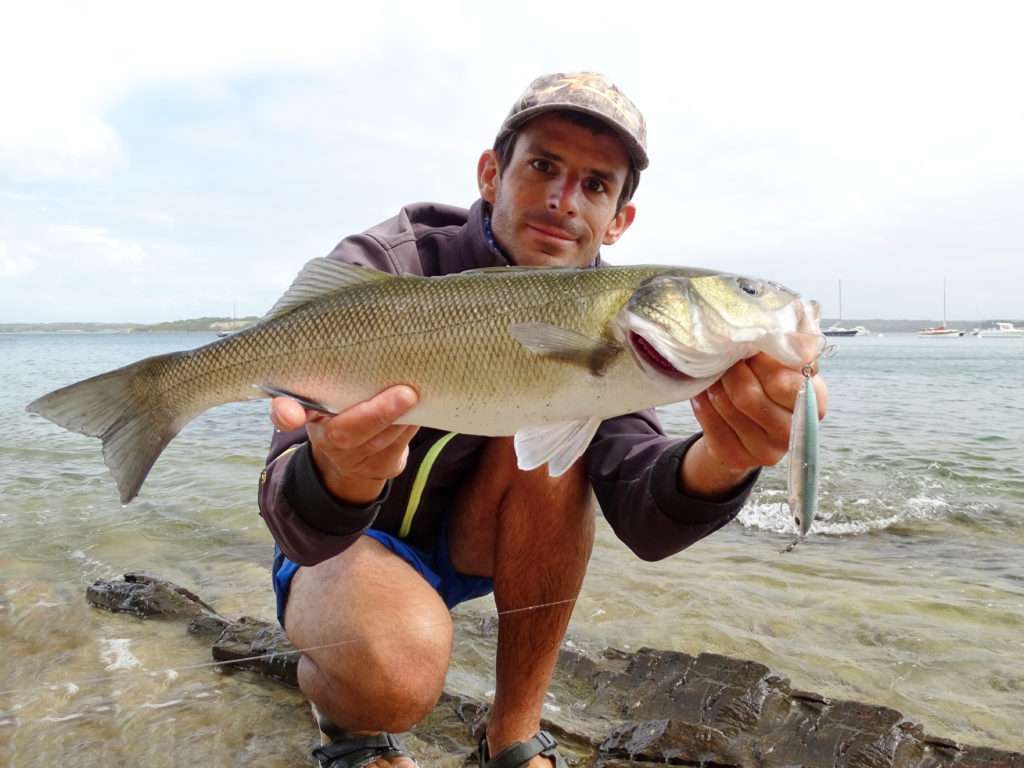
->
[629, 331, 692, 381]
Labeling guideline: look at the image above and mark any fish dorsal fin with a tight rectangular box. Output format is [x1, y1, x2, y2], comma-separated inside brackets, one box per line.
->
[509, 322, 621, 376]
[514, 416, 602, 476]
[460, 266, 553, 275]
[265, 259, 392, 319]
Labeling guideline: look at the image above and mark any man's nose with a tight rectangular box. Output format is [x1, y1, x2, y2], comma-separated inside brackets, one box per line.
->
[547, 176, 580, 216]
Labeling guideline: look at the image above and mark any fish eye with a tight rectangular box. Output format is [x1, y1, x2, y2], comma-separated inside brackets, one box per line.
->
[738, 278, 761, 297]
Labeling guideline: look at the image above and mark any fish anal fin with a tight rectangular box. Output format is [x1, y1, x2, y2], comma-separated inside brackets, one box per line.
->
[509, 322, 621, 376]
[254, 385, 337, 415]
[265, 259, 392, 319]
[514, 417, 602, 477]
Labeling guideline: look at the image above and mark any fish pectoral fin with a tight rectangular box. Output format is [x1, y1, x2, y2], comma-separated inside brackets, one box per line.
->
[254, 385, 337, 415]
[509, 323, 621, 376]
[513, 417, 602, 477]
[264, 259, 393, 319]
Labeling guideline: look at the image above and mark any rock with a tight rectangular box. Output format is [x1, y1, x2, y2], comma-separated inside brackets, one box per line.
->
[211, 616, 298, 687]
[86, 571, 223, 620]
[85, 574, 1024, 768]
[187, 612, 231, 637]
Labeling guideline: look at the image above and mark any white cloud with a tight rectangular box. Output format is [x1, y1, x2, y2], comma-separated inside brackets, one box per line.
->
[0, 243, 36, 279]
[0, 1, 401, 182]
[50, 225, 146, 268]
[1, 0, 1021, 321]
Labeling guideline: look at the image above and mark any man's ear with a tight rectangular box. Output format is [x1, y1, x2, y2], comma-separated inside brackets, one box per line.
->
[478, 150, 500, 204]
[602, 203, 636, 246]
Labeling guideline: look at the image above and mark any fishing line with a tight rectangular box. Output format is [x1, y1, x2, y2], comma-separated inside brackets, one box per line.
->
[0, 597, 579, 700]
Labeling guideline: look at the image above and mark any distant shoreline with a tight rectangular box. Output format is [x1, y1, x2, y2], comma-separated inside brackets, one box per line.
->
[1, 317, 1020, 334]
[0, 317, 259, 334]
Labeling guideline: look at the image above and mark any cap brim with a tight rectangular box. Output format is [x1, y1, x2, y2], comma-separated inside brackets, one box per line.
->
[501, 103, 649, 171]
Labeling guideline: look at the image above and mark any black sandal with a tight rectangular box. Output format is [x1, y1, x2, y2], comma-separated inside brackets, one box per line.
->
[478, 730, 567, 768]
[311, 705, 415, 768]
[312, 732, 413, 768]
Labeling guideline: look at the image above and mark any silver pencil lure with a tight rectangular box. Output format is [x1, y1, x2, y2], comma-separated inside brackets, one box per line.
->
[782, 362, 821, 554]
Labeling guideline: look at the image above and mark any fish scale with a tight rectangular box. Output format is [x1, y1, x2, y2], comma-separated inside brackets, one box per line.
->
[26, 262, 824, 503]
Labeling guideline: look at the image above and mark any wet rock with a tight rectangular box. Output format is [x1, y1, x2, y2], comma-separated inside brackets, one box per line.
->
[211, 616, 298, 687]
[86, 571, 222, 619]
[187, 612, 231, 637]
[85, 574, 1024, 768]
[601, 718, 751, 766]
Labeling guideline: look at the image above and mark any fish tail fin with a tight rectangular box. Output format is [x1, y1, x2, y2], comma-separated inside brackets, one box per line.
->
[26, 351, 201, 503]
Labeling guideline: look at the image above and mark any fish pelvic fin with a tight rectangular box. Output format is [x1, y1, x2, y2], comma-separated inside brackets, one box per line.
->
[26, 352, 199, 503]
[509, 322, 621, 376]
[265, 258, 393, 320]
[514, 416, 602, 477]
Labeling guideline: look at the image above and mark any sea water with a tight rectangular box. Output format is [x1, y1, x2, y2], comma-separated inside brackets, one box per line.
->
[1, 332, 1021, 764]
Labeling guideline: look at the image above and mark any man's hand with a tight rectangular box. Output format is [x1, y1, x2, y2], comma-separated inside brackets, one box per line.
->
[270, 385, 420, 505]
[683, 353, 828, 500]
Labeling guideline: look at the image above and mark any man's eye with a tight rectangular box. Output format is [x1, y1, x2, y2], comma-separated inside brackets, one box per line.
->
[530, 159, 552, 173]
[585, 178, 606, 194]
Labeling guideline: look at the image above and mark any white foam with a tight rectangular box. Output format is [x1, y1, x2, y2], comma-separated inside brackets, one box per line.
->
[142, 698, 185, 710]
[738, 491, 950, 537]
[100, 638, 142, 671]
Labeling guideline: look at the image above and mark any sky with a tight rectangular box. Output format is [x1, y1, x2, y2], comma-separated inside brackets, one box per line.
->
[1, 0, 1021, 323]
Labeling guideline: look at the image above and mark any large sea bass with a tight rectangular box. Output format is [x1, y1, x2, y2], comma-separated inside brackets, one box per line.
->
[27, 261, 825, 503]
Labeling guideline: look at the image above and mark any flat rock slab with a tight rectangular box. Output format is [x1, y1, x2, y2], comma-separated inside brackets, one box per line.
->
[86, 574, 1023, 767]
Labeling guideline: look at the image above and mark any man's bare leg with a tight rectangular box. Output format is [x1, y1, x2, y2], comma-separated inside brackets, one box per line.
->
[284, 537, 454, 767]
[450, 437, 595, 765]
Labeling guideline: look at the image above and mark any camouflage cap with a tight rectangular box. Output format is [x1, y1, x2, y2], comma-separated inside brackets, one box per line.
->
[497, 71, 648, 171]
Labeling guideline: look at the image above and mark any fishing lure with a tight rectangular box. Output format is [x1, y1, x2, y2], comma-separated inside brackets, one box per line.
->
[783, 364, 819, 553]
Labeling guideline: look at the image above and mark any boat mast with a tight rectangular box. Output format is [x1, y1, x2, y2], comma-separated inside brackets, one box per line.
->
[943, 278, 947, 328]
[838, 280, 843, 323]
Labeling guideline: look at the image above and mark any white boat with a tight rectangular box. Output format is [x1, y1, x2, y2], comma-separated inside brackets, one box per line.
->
[823, 280, 859, 337]
[977, 321, 1024, 338]
[919, 279, 963, 337]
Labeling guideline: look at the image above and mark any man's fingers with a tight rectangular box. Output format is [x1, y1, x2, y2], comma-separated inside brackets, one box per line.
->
[746, 353, 803, 410]
[270, 397, 309, 432]
[718, 362, 791, 444]
[691, 391, 756, 471]
[706, 382, 785, 466]
[351, 439, 414, 481]
[361, 423, 420, 457]
[811, 374, 828, 420]
[324, 385, 420, 449]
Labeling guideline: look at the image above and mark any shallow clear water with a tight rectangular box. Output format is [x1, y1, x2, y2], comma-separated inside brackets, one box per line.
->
[1, 332, 1022, 763]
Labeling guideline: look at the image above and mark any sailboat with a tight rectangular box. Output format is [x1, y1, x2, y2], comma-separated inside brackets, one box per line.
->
[918, 279, 963, 337]
[823, 280, 858, 337]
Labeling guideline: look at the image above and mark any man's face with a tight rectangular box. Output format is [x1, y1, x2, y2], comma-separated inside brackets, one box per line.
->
[478, 113, 636, 267]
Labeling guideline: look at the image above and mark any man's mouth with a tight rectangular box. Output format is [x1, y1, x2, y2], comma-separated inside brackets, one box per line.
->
[629, 332, 690, 380]
[526, 222, 577, 242]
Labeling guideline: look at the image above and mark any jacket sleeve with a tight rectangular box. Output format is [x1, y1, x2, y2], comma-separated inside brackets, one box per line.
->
[258, 429, 390, 566]
[585, 410, 759, 562]
[256, 228, 404, 566]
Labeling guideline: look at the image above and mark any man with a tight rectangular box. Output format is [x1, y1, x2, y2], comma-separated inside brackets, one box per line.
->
[259, 72, 827, 768]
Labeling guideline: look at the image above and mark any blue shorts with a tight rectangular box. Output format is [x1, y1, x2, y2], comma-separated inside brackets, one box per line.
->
[271, 525, 494, 628]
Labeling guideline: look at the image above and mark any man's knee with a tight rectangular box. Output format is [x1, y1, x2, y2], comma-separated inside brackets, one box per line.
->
[284, 539, 456, 730]
[334, 625, 450, 724]
[297, 602, 454, 732]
